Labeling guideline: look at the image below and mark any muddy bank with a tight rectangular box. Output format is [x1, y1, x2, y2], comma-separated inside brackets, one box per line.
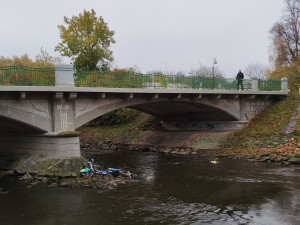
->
[81, 141, 219, 158]
[80, 134, 300, 166]
[80, 129, 232, 155]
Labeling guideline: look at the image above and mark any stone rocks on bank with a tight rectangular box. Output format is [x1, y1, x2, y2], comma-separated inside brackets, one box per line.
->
[81, 141, 205, 156]
[0, 154, 135, 190]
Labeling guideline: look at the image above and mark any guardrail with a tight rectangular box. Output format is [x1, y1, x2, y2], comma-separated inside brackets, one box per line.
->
[0, 63, 283, 91]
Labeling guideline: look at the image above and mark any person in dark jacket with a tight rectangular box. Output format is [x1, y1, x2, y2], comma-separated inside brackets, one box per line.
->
[236, 70, 244, 90]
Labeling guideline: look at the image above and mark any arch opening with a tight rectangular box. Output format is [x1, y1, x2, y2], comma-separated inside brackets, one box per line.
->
[75, 100, 239, 130]
[0, 116, 47, 134]
[129, 101, 238, 123]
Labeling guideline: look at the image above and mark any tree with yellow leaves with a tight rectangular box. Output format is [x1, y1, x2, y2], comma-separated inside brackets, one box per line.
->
[55, 9, 116, 70]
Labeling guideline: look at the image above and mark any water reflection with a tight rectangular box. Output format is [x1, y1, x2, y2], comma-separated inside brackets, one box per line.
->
[0, 151, 300, 225]
[135, 154, 159, 184]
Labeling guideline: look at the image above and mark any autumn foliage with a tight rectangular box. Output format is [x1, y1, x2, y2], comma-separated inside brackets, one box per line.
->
[218, 94, 300, 161]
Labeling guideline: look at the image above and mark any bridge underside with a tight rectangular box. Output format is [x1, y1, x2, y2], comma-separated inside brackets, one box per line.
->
[130, 101, 238, 122]
[0, 116, 46, 134]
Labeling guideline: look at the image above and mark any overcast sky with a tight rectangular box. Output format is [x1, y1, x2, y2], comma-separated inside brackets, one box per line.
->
[0, 0, 285, 77]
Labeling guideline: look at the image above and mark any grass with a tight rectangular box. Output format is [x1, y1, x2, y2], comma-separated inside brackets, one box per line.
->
[219, 94, 300, 159]
[77, 112, 158, 145]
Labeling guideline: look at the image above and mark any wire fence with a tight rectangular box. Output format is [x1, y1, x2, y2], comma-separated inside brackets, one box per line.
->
[0, 64, 282, 91]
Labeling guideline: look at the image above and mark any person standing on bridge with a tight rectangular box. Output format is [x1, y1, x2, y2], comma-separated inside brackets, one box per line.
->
[236, 70, 244, 90]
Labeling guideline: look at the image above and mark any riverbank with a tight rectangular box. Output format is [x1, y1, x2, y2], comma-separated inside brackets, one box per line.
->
[216, 94, 300, 164]
[0, 155, 136, 190]
[78, 111, 232, 155]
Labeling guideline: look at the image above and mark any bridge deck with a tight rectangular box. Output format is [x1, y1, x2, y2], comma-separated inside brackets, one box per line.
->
[0, 86, 289, 95]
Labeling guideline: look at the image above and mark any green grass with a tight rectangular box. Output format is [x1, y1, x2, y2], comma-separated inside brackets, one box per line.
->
[221, 94, 300, 152]
[77, 112, 157, 144]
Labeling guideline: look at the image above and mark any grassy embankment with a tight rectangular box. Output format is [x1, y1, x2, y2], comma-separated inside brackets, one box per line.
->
[218, 94, 300, 162]
[77, 111, 158, 147]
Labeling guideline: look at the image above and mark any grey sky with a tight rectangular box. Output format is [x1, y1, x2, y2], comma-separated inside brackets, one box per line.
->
[0, 0, 284, 77]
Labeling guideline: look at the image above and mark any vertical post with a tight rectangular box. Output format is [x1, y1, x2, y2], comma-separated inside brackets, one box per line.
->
[212, 58, 217, 89]
[251, 78, 258, 90]
[212, 66, 215, 89]
[55, 64, 74, 87]
[281, 77, 288, 91]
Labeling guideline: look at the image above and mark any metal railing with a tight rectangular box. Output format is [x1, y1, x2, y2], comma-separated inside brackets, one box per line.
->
[75, 70, 281, 91]
[0, 64, 282, 91]
[0, 63, 55, 86]
[258, 79, 281, 91]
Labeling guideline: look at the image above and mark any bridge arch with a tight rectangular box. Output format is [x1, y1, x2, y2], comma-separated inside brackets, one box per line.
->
[74, 97, 240, 129]
[0, 105, 51, 134]
[0, 115, 48, 134]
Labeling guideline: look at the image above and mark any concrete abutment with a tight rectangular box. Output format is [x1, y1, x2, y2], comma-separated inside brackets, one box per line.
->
[0, 134, 80, 158]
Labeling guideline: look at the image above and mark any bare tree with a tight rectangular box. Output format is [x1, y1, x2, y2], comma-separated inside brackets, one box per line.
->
[189, 63, 224, 77]
[244, 63, 269, 79]
[270, 0, 300, 67]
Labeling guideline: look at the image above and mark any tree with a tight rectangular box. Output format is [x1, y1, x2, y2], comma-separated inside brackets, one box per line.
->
[0, 54, 35, 67]
[244, 62, 268, 79]
[269, 0, 300, 91]
[189, 63, 224, 77]
[270, 0, 300, 67]
[55, 9, 116, 70]
[0, 48, 62, 67]
[35, 47, 62, 68]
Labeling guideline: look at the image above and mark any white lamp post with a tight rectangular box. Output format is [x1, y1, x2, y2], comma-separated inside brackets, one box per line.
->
[212, 58, 217, 89]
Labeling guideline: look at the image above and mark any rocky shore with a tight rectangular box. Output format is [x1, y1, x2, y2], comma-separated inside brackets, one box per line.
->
[0, 154, 136, 190]
[81, 141, 209, 156]
[81, 139, 300, 166]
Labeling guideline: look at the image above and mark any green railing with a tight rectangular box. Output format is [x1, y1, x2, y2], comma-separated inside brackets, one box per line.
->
[74, 70, 263, 90]
[258, 79, 281, 91]
[0, 63, 55, 86]
[0, 64, 282, 91]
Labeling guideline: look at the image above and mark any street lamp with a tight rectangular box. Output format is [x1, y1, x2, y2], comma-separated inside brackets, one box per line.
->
[212, 58, 217, 89]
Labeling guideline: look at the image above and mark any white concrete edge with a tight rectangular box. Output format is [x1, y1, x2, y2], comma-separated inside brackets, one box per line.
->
[0, 86, 289, 95]
[161, 121, 249, 124]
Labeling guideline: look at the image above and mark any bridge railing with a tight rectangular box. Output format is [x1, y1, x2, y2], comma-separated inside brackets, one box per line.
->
[74, 70, 282, 91]
[258, 79, 282, 91]
[0, 63, 284, 91]
[0, 63, 55, 86]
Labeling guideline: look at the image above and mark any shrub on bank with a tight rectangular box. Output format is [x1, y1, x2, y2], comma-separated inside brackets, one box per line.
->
[87, 108, 141, 126]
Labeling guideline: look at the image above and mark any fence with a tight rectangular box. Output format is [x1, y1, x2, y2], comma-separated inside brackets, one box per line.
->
[75, 70, 281, 91]
[0, 64, 282, 91]
[258, 79, 281, 91]
[0, 63, 55, 86]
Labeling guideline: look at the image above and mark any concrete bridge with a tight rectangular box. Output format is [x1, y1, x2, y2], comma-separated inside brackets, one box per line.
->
[0, 64, 289, 158]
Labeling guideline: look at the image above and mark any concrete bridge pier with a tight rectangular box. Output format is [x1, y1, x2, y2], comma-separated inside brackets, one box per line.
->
[0, 95, 80, 158]
[0, 134, 80, 158]
[0, 65, 80, 159]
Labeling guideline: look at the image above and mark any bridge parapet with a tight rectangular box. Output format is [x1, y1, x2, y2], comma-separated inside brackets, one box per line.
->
[0, 63, 287, 92]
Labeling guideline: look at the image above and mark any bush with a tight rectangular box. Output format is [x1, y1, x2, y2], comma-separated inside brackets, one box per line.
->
[87, 108, 140, 126]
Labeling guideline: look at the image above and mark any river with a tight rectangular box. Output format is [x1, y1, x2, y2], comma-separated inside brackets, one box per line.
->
[0, 151, 300, 225]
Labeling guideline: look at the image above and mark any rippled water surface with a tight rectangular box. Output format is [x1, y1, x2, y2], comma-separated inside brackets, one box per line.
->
[1, 151, 300, 225]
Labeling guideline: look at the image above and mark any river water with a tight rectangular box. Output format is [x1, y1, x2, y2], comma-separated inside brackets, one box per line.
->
[0, 151, 300, 225]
